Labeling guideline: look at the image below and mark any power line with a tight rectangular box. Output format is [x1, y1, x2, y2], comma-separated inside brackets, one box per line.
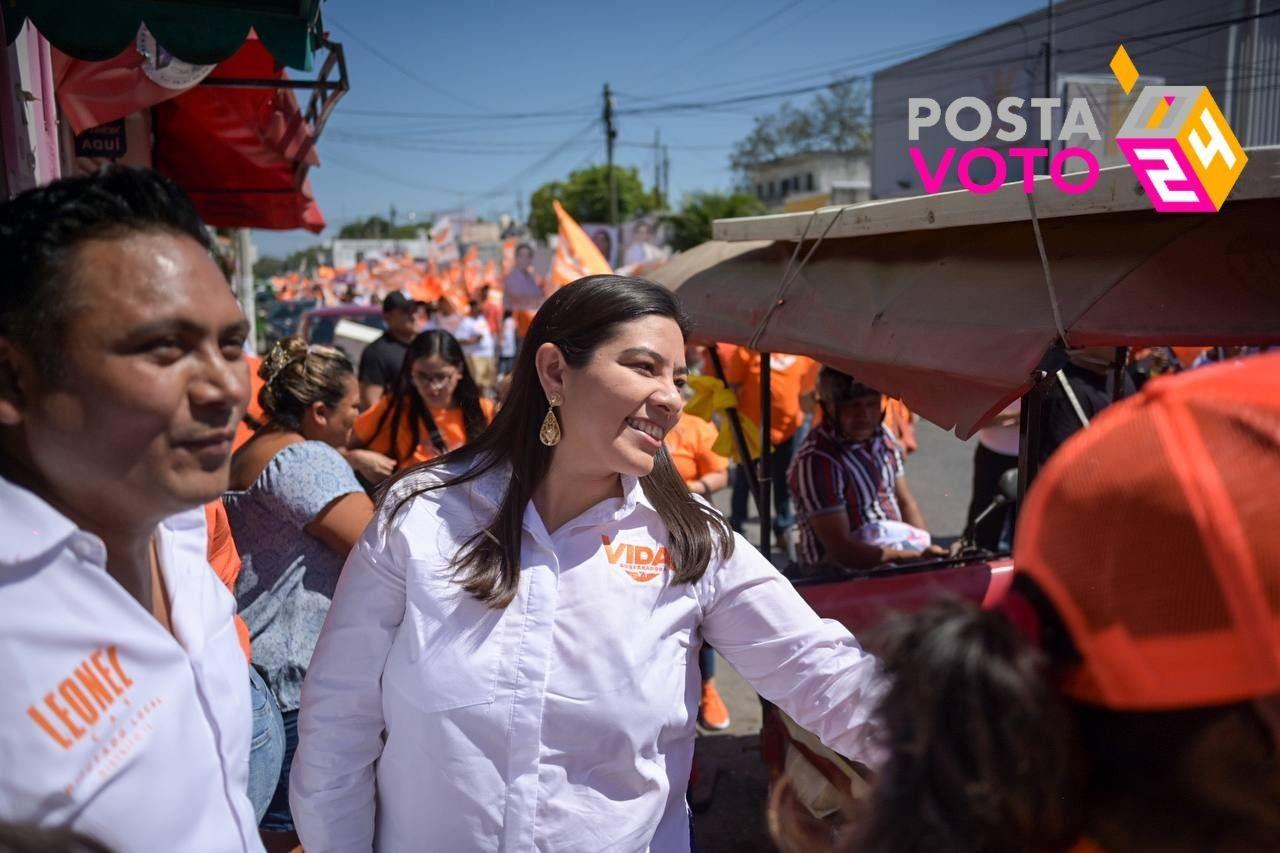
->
[457, 119, 602, 209]
[619, 0, 1133, 106]
[333, 105, 596, 121]
[319, 151, 472, 197]
[640, 0, 809, 90]
[327, 17, 494, 113]
[616, 6, 1279, 118]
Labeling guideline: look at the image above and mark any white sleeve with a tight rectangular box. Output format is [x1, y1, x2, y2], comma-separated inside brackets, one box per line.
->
[289, 510, 408, 852]
[699, 534, 887, 768]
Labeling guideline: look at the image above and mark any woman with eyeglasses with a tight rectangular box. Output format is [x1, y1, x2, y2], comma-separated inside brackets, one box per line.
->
[349, 329, 495, 482]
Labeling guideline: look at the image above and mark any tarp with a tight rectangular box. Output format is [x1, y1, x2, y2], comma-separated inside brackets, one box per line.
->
[4, 0, 320, 71]
[52, 23, 219, 135]
[151, 36, 324, 232]
[650, 150, 1280, 439]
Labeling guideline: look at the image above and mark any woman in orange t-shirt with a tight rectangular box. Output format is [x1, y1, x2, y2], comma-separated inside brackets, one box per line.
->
[352, 329, 494, 480]
[663, 411, 732, 730]
[664, 412, 729, 498]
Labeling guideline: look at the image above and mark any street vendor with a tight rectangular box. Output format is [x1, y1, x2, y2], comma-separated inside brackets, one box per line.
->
[789, 366, 945, 571]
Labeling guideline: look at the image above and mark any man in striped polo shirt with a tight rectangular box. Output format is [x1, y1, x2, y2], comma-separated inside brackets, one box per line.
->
[788, 366, 944, 571]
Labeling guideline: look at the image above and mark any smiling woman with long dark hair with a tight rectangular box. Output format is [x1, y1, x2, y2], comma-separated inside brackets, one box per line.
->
[350, 328, 494, 480]
[290, 275, 888, 853]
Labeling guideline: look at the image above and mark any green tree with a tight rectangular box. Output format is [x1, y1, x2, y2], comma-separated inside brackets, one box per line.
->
[336, 215, 427, 240]
[528, 164, 659, 240]
[253, 244, 328, 279]
[730, 78, 871, 181]
[664, 192, 767, 252]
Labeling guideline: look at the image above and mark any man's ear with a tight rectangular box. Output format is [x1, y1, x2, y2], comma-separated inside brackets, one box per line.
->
[535, 342, 566, 401]
[0, 339, 36, 427]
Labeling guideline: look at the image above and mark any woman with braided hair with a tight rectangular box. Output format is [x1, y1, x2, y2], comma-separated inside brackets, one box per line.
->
[223, 337, 374, 842]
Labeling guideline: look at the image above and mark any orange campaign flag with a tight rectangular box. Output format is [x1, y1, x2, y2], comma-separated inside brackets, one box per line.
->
[410, 273, 441, 303]
[462, 245, 481, 294]
[482, 258, 498, 287]
[442, 263, 469, 312]
[501, 237, 518, 276]
[550, 199, 612, 291]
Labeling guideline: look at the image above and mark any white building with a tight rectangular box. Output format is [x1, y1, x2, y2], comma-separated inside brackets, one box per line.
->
[872, 0, 1280, 199]
[330, 234, 430, 268]
[748, 151, 871, 212]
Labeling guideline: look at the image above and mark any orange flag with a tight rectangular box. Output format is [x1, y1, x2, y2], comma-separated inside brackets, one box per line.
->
[550, 199, 612, 291]
[501, 237, 518, 276]
[462, 245, 481, 294]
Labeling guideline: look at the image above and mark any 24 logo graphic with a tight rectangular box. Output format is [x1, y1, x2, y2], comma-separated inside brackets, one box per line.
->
[1111, 45, 1247, 212]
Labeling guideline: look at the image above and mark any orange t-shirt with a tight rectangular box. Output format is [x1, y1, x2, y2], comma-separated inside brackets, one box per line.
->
[204, 501, 252, 661]
[664, 413, 729, 484]
[355, 395, 495, 467]
[721, 348, 817, 447]
[232, 354, 267, 453]
[515, 309, 537, 337]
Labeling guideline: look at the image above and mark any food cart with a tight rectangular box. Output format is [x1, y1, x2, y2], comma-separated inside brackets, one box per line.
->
[651, 146, 1280, 820]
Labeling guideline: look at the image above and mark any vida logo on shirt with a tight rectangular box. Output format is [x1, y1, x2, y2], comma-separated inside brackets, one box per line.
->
[601, 535, 672, 583]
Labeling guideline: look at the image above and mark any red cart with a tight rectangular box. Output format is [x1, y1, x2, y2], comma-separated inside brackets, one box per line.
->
[652, 147, 1280, 824]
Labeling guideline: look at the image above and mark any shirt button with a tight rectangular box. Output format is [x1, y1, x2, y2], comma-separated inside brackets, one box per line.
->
[70, 537, 104, 564]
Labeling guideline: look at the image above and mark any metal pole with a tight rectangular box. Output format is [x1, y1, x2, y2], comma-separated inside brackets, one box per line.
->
[1016, 372, 1046, 508]
[759, 352, 774, 560]
[706, 347, 762, 509]
[603, 83, 619, 226]
[1042, 0, 1054, 177]
[653, 128, 662, 209]
[662, 145, 671, 209]
[233, 227, 258, 352]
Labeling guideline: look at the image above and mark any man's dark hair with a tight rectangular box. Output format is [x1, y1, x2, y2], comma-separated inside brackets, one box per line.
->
[817, 365, 879, 405]
[0, 166, 210, 375]
[515, 242, 533, 255]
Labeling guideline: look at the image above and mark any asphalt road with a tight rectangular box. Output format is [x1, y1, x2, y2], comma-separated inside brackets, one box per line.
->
[691, 418, 978, 852]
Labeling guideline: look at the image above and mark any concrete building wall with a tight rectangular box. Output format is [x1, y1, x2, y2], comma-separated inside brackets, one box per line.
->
[750, 151, 870, 210]
[872, 0, 1280, 199]
[331, 236, 431, 268]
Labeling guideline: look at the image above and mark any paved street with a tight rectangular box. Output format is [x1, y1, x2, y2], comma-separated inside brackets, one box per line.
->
[692, 418, 978, 852]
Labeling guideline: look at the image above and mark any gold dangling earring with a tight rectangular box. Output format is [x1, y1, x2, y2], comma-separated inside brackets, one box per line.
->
[539, 393, 562, 446]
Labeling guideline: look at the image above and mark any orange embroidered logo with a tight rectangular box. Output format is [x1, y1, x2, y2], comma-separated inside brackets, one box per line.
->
[601, 535, 671, 582]
[27, 645, 134, 751]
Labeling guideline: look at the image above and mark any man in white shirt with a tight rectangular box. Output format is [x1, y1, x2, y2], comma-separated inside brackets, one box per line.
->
[0, 167, 264, 852]
[456, 300, 497, 391]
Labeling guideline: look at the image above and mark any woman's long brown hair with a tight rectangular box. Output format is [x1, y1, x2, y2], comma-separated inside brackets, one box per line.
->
[384, 275, 733, 607]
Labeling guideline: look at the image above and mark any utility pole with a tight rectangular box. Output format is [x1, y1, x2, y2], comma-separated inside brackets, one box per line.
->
[603, 83, 619, 225]
[1043, 0, 1054, 176]
[653, 128, 663, 210]
[662, 144, 670, 209]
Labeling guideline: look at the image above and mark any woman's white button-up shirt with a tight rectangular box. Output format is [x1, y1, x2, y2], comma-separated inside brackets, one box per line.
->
[291, 462, 885, 852]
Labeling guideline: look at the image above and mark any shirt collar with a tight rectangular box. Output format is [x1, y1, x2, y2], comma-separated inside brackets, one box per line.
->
[0, 475, 79, 565]
[624, 475, 648, 514]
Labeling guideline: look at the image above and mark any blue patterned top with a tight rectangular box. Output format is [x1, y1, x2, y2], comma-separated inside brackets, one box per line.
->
[224, 441, 363, 712]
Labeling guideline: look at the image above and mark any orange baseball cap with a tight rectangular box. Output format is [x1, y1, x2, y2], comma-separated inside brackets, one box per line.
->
[1013, 352, 1280, 710]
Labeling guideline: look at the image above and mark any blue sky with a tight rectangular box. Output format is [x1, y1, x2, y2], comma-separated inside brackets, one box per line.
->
[256, 0, 1047, 257]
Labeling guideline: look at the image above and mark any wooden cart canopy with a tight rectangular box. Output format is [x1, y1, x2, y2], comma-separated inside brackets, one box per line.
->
[650, 148, 1280, 439]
